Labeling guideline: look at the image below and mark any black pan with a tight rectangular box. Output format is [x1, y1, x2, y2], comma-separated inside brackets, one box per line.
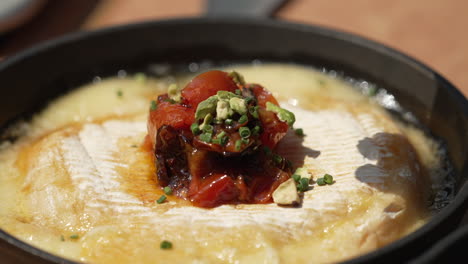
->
[0, 18, 467, 264]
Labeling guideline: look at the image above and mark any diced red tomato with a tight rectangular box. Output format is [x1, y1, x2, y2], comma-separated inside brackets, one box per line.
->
[147, 101, 194, 148]
[251, 84, 279, 107]
[181, 70, 238, 106]
[189, 174, 239, 208]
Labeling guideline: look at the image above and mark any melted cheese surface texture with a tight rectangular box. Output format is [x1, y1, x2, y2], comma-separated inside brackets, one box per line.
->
[0, 64, 436, 263]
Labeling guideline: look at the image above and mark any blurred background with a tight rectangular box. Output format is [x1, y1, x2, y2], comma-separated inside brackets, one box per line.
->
[0, 0, 467, 95]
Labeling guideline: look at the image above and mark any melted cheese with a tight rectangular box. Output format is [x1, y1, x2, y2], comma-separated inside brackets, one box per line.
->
[0, 64, 437, 264]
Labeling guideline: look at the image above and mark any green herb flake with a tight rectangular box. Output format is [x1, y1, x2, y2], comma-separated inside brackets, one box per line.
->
[202, 124, 214, 133]
[191, 123, 201, 135]
[316, 178, 326, 186]
[238, 114, 248, 124]
[245, 96, 255, 104]
[150, 100, 158, 111]
[292, 174, 301, 182]
[252, 125, 261, 136]
[160, 240, 173, 250]
[199, 132, 213, 143]
[220, 136, 229, 146]
[235, 139, 242, 151]
[272, 154, 283, 165]
[157, 195, 167, 204]
[117, 90, 123, 97]
[225, 119, 234, 126]
[217, 131, 226, 139]
[241, 138, 250, 145]
[70, 234, 79, 240]
[239, 127, 251, 139]
[324, 174, 334, 184]
[235, 89, 242, 95]
[294, 128, 305, 137]
[249, 106, 259, 119]
[297, 178, 310, 192]
[163, 186, 173, 195]
[60, 235, 65, 241]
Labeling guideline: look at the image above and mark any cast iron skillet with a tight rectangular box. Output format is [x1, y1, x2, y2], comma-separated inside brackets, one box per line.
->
[0, 18, 467, 264]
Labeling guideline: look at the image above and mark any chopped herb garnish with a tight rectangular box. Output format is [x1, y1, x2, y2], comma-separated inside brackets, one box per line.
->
[117, 90, 123, 97]
[367, 87, 377, 97]
[150, 100, 158, 111]
[220, 136, 229, 146]
[292, 174, 301, 182]
[297, 178, 310, 192]
[225, 119, 234, 125]
[272, 154, 283, 165]
[70, 234, 79, 239]
[202, 124, 214, 133]
[245, 96, 255, 104]
[238, 114, 248, 124]
[252, 125, 261, 136]
[235, 139, 242, 151]
[316, 178, 326, 186]
[239, 127, 251, 138]
[249, 106, 259, 119]
[235, 89, 242, 95]
[294, 128, 305, 136]
[163, 186, 172, 195]
[160, 240, 173, 249]
[199, 132, 212, 143]
[318, 79, 326, 86]
[324, 174, 334, 184]
[241, 138, 250, 145]
[164, 98, 176, 104]
[157, 195, 167, 204]
[191, 123, 201, 135]
[60, 235, 65, 241]
[217, 131, 226, 139]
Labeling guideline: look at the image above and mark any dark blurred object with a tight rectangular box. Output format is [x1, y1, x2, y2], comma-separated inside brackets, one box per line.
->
[0, 0, 47, 33]
[0, 0, 98, 57]
[206, 0, 288, 17]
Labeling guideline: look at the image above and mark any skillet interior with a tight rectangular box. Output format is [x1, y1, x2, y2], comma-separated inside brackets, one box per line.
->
[0, 18, 467, 264]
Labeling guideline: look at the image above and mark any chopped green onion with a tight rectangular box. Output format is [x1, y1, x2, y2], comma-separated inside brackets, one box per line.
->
[235, 89, 242, 95]
[150, 100, 158, 111]
[191, 123, 201, 135]
[160, 240, 173, 249]
[324, 174, 334, 184]
[249, 106, 259, 119]
[235, 139, 242, 151]
[294, 128, 305, 136]
[273, 154, 283, 165]
[202, 124, 213, 133]
[117, 90, 123, 97]
[241, 138, 250, 145]
[199, 132, 212, 143]
[245, 96, 255, 104]
[220, 136, 229, 146]
[292, 174, 301, 182]
[225, 119, 234, 125]
[297, 178, 310, 192]
[157, 195, 167, 204]
[70, 234, 79, 239]
[163, 186, 172, 195]
[238, 114, 248, 124]
[239, 127, 251, 138]
[252, 125, 261, 136]
[316, 178, 326, 186]
[217, 131, 226, 139]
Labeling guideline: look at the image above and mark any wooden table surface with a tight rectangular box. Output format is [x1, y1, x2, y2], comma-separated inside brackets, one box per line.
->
[1, 0, 467, 97]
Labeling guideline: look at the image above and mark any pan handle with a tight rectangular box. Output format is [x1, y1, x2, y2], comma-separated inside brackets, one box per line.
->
[205, 0, 289, 18]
